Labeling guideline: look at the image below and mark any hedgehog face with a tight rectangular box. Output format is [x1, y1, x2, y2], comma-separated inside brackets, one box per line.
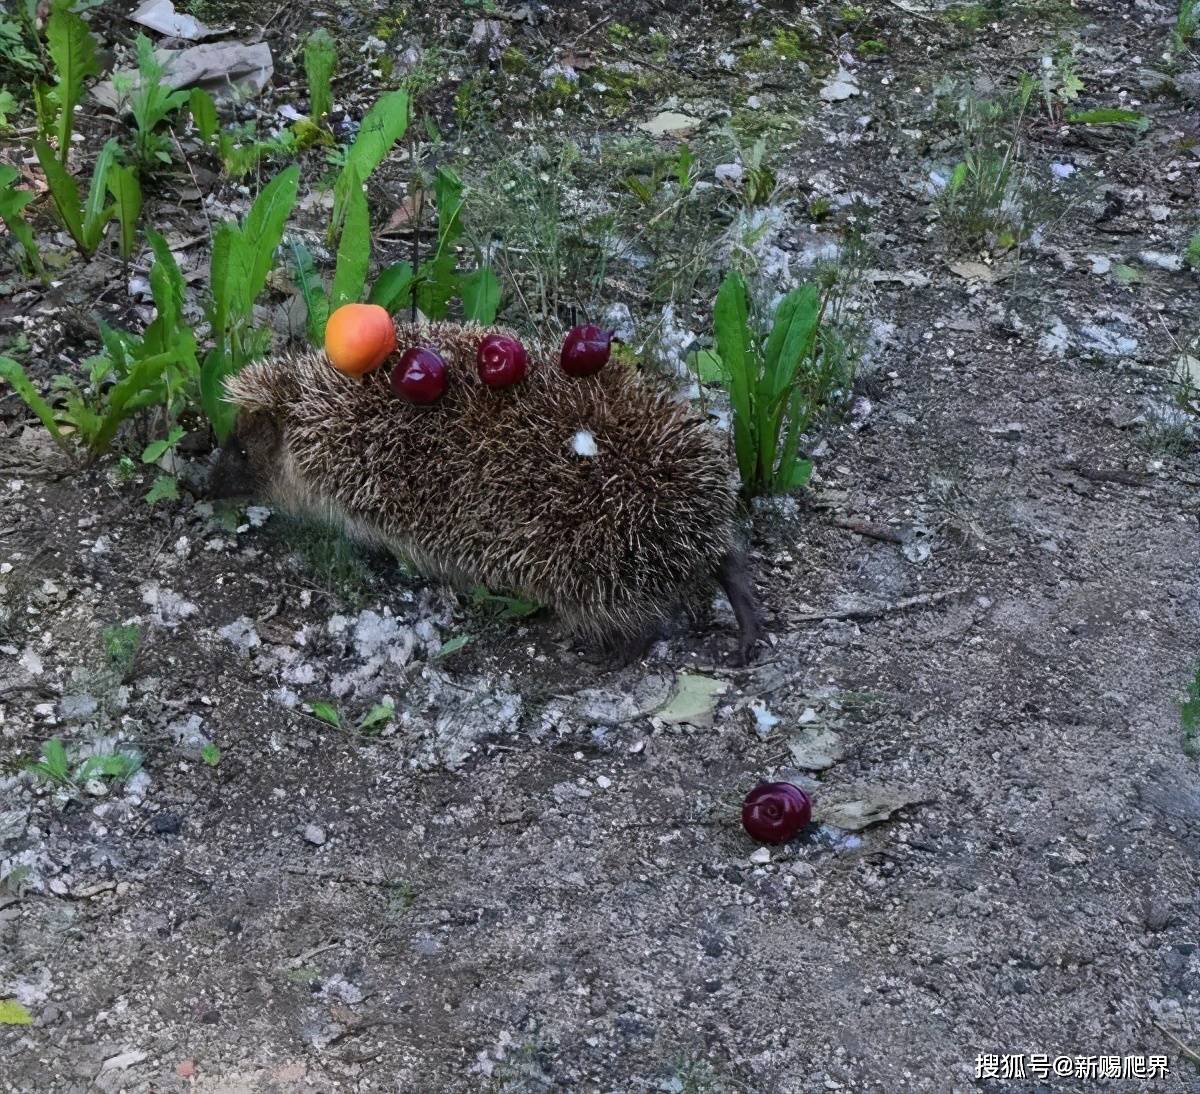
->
[208, 409, 283, 501]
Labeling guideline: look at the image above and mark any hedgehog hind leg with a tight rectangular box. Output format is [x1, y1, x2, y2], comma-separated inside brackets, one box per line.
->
[718, 549, 762, 665]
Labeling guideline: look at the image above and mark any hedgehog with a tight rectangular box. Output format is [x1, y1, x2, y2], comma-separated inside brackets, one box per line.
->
[210, 321, 761, 663]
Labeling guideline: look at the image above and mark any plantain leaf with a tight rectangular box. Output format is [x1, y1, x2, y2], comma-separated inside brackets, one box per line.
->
[46, 0, 99, 162]
[461, 267, 500, 324]
[242, 164, 300, 312]
[0, 1000, 32, 1026]
[713, 271, 757, 490]
[80, 137, 119, 251]
[0, 356, 69, 451]
[330, 165, 370, 310]
[331, 90, 409, 240]
[290, 238, 330, 344]
[309, 700, 340, 726]
[0, 166, 42, 273]
[106, 161, 141, 260]
[369, 261, 414, 314]
[304, 28, 336, 122]
[188, 87, 219, 145]
[34, 138, 85, 251]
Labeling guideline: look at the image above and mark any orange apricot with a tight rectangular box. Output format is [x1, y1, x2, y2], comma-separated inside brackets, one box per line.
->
[324, 303, 396, 376]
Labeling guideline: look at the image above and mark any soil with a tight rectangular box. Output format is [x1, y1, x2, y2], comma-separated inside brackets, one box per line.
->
[2, 1, 1200, 1092]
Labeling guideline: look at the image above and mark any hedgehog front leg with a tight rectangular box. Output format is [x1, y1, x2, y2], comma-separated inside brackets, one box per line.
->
[718, 550, 762, 665]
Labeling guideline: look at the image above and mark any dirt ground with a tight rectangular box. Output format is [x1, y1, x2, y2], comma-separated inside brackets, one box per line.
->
[2, 0, 1200, 1091]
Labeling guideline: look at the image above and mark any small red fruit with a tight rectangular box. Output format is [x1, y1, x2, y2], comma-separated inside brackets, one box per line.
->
[390, 347, 447, 404]
[476, 334, 528, 387]
[741, 782, 812, 844]
[560, 324, 615, 377]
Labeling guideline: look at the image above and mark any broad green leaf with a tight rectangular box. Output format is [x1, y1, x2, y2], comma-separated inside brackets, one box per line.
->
[201, 742, 221, 766]
[461, 267, 500, 324]
[309, 700, 340, 726]
[46, 0, 99, 162]
[90, 347, 181, 453]
[106, 161, 141, 259]
[289, 238, 330, 344]
[759, 283, 822, 483]
[80, 137, 119, 251]
[330, 165, 369, 310]
[188, 87, 219, 144]
[34, 138, 85, 251]
[1067, 108, 1149, 133]
[142, 425, 185, 463]
[242, 164, 300, 312]
[358, 702, 394, 732]
[144, 473, 178, 505]
[687, 348, 726, 384]
[0, 89, 15, 130]
[145, 229, 186, 335]
[304, 28, 336, 122]
[0, 168, 42, 273]
[200, 345, 237, 440]
[0, 1000, 32, 1025]
[713, 271, 757, 490]
[416, 169, 466, 320]
[331, 90, 409, 240]
[368, 261, 414, 314]
[208, 220, 243, 342]
[435, 634, 473, 658]
[0, 356, 69, 450]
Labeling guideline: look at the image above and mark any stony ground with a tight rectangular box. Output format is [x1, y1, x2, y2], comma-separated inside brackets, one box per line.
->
[2, 0, 1200, 1091]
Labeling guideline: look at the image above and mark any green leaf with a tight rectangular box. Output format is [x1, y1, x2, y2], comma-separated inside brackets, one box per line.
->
[1067, 108, 1149, 133]
[0, 167, 42, 274]
[304, 28, 337, 122]
[144, 474, 179, 505]
[46, 0, 99, 162]
[435, 634, 473, 658]
[331, 90, 409, 240]
[80, 137, 119, 251]
[90, 347, 181, 453]
[330, 165, 370, 310]
[242, 164, 300, 312]
[188, 87, 219, 144]
[309, 700, 341, 726]
[687, 348, 726, 384]
[200, 345, 237, 440]
[207, 220, 243, 347]
[416, 198, 462, 319]
[290, 238, 330, 344]
[368, 261, 414, 314]
[142, 425, 185, 463]
[0, 89, 14, 130]
[201, 742, 221, 766]
[461, 267, 500, 324]
[106, 161, 141, 260]
[34, 138, 85, 251]
[358, 702, 394, 733]
[713, 271, 757, 490]
[0, 1000, 33, 1025]
[0, 356, 69, 451]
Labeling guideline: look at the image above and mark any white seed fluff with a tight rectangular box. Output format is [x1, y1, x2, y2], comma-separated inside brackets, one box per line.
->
[570, 430, 598, 457]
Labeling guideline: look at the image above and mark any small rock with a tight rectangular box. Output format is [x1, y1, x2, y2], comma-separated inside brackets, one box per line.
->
[820, 68, 860, 101]
[1139, 250, 1183, 272]
[303, 823, 326, 846]
[748, 847, 772, 865]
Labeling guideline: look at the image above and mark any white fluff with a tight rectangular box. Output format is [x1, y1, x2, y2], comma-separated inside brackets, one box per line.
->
[570, 430, 598, 457]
